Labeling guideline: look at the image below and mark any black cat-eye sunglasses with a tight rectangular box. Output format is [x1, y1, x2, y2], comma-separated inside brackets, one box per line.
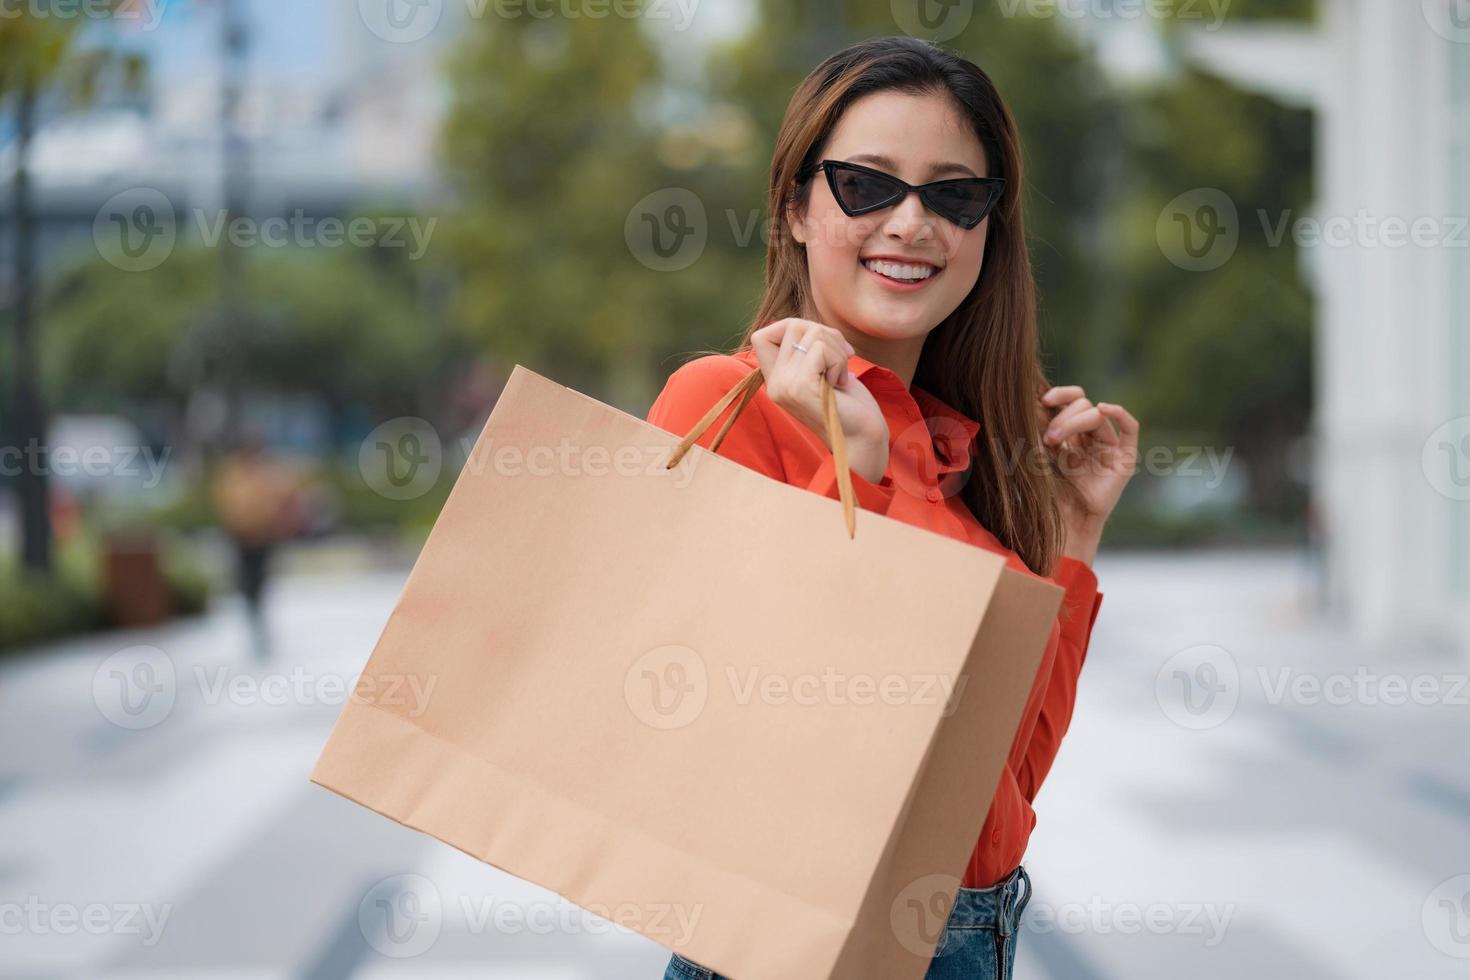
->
[798, 159, 1006, 230]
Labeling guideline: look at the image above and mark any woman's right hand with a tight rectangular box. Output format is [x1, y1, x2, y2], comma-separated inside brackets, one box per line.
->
[750, 319, 890, 484]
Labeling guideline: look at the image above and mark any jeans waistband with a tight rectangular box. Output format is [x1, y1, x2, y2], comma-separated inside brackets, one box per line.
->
[947, 864, 1032, 937]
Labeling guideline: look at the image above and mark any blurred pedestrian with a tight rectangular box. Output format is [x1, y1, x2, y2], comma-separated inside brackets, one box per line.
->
[210, 427, 304, 661]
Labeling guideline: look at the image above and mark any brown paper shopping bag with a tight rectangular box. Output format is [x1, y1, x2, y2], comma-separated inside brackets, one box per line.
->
[310, 362, 1063, 980]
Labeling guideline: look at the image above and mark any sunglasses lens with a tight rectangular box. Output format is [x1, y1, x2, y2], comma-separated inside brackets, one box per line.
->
[830, 166, 903, 214]
[924, 181, 997, 226]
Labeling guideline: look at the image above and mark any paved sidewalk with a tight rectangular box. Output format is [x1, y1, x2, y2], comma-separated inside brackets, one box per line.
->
[1, 550, 1465, 978]
[1015, 550, 1470, 979]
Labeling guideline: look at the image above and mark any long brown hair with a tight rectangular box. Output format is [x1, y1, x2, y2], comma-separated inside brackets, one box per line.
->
[721, 36, 1075, 576]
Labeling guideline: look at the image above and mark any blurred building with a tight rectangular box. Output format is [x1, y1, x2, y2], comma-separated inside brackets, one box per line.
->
[0, 3, 453, 545]
[0, 2, 447, 274]
[1185, 1, 1470, 660]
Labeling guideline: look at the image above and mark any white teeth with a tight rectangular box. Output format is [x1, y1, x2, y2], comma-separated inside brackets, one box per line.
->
[862, 259, 937, 281]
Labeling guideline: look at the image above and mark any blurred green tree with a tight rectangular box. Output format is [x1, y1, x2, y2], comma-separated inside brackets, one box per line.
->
[438, 10, 759, 409]
[1113, 37, 1315, 518]
[40, 244, 443, 438]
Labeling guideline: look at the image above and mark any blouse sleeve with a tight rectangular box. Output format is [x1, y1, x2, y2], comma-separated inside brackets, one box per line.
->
[646, 355, 900, 514]
[1011, 555, 1103, 802]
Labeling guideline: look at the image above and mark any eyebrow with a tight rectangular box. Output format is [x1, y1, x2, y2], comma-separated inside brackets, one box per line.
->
[846, 153, 981, 179]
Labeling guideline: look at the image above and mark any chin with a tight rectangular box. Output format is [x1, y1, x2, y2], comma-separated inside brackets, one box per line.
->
[857, 303, 937, 336]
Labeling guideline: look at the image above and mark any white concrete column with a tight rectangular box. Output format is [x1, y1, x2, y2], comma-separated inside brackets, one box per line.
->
[1315, 0, 1463, 658]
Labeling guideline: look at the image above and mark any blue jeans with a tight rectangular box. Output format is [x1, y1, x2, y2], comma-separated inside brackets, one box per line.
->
[662, 864, 1032, 980]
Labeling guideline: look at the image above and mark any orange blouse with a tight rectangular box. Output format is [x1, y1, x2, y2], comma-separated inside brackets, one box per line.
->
[645, 346, 1104, 890]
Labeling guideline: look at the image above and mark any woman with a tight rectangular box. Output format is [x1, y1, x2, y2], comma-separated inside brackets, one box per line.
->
[646, 36, 1138, 980]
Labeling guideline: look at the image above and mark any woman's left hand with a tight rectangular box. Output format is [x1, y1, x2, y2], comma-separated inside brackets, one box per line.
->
[1039, 385, 1140, 562]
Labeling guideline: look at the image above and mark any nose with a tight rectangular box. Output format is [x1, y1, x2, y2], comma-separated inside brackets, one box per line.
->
[879, 190, 938, 244]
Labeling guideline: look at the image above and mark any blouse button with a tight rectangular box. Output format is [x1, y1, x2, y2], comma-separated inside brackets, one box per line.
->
[991, 830, 1003, 847]
[926, 488, 942, 503]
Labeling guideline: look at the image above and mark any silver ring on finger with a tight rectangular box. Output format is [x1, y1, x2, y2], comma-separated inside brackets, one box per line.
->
[793, 342, 809, 353]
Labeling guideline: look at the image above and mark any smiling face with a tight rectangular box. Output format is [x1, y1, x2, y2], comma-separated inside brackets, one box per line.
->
[787, 88, 993, 367]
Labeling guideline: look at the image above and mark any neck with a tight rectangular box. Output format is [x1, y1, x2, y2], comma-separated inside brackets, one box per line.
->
[845, 332, 924, 389]
[799, 297, 926, 388]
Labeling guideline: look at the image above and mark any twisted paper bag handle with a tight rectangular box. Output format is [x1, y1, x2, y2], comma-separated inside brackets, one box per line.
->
[664, 365, 859, 539]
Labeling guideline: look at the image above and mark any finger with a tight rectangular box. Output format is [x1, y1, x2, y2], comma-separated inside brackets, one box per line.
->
[773, 319, 812, 376]
[777, 318, 828, 376]
[798, 329, 847, 389]
[1072, 402, 1119, 446]
[1098, 403, 1139, 451]
[1044, 398, 1093, 439]
[753, 318, 807, 372]
[1046, 399, 1093, 449]
[1046, 406, 1116, 447]
[750, 320, 792, 379]
[1086, 410, 1121, 446]
[1041, 385, 1086, 408]
[799, 322, 850, 388]
[824, 326, 856, 384]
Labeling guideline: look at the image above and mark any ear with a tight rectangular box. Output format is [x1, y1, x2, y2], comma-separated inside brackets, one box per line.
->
[785, 196, 808, 247]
